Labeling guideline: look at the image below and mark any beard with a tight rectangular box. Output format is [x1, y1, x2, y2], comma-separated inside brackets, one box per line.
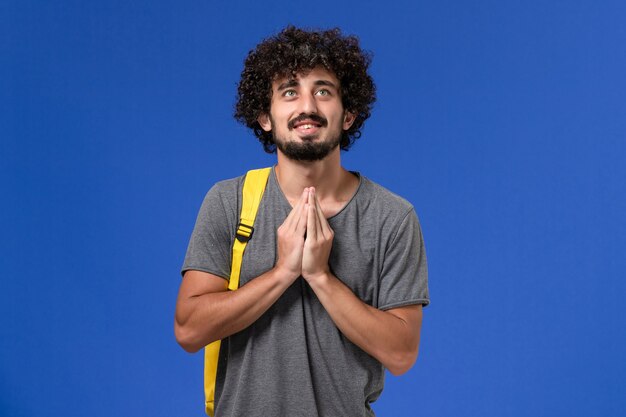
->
[274, 133, 341, 161]
[271, 114, 341, 162]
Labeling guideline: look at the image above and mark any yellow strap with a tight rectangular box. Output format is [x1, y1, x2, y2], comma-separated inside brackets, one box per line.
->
[229, 167, 272, 290]
[204, 167, 271, 416]
[204, 340, 221, 416]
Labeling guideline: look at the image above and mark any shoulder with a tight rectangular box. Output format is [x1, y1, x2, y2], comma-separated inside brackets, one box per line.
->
[207, 167, 272, 198]
[357, 175, 416, 218]
[204, 173, 248, 203]
[208, 174, 245, 198]
[346, 174, 422, 244]
[197, 174, 246, 222]
[201, 167, 273, 216]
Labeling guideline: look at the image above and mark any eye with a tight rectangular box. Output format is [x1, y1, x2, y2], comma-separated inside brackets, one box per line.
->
[316, 89, 331, 96]
[283, 89, 297, 97]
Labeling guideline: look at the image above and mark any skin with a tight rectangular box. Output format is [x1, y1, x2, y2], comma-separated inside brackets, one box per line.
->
[175, 67, 423, 375]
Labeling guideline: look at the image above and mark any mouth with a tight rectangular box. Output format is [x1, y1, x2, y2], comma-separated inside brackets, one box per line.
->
[294, 121, 321, 134]
[288, 114, 327, 136]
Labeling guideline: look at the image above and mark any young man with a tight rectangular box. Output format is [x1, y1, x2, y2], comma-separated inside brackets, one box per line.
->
[175, 26, 429, 416]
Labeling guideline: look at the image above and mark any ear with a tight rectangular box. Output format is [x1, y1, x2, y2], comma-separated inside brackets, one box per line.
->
[257, 113, 272, 132]
[342, 111, 356, 130]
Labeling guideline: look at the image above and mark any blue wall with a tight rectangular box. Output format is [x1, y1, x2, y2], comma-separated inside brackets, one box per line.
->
[2, 1, 625, 416]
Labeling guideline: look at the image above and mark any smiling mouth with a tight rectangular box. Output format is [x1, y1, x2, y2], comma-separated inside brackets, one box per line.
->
[292, 122, 322, 138]
[296, 123, 319, 131]
[288, 114, 327, 131]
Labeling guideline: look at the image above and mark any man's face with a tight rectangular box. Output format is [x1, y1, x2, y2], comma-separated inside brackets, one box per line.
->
[258, 67, 355, 161]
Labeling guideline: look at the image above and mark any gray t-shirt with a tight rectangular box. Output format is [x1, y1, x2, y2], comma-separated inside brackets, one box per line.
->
[182, 168, 429, 417]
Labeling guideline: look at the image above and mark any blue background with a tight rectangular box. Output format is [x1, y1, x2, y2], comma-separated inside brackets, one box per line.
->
[2, 1, 625, 416]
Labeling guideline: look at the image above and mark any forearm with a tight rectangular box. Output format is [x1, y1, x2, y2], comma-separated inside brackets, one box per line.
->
[306, 272, 422, 375]
[175, 268, 295, 352]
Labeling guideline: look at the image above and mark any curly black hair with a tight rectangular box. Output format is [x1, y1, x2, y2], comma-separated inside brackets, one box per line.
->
[234, 26, 376, 153]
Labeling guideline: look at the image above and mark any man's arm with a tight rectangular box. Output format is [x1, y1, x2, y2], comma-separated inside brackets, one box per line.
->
[305, 272, 423, 375]
[302, 189, 424, 375]
[175, 268, 296, 352]
[174, 188, 310, 353]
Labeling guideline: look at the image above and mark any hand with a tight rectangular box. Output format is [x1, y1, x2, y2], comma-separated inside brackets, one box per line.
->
[274, 187, 308, 281]
[302, 188, 334, 282]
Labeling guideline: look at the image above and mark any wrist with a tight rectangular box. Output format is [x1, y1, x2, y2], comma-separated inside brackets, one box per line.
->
[303, 269, 332, 289]
[273, 264, 301, 284]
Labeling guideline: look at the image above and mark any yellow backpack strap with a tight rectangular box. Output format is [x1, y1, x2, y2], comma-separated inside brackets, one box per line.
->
[229, 167, 272, 290]
[204, 167, 271, 416]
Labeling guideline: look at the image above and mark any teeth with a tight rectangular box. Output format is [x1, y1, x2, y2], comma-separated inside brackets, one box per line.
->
[298, 124, 315, 129]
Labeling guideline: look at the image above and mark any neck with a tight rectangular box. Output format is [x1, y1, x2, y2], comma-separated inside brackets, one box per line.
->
[274, 148, 354, 206]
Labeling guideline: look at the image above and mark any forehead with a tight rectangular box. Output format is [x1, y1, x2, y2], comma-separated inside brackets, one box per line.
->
[271, 66, 340, 88]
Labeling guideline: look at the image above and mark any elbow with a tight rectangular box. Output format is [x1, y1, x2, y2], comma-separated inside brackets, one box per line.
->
[386, 346, 419, 376]
[386, 313, 423, 376]
[174, 322, 203, 353]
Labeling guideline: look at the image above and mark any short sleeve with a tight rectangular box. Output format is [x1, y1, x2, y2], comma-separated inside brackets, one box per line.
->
[180, 183, 238, 280]
[377, 209, 429, 310]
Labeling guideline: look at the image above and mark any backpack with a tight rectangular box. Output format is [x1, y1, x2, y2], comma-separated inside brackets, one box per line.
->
[204, 167, 272, 416]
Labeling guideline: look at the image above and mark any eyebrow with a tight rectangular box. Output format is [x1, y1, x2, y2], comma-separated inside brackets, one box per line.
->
[277, 79, 299, 91]
[313, 80, 337, 89]
[276, 79, 338, 91]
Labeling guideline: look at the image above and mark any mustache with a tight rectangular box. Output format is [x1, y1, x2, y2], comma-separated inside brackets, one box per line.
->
[287, 114, 328, 130]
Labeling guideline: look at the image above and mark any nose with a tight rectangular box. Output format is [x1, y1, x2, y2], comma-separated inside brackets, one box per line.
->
[299, 91, 318, 114]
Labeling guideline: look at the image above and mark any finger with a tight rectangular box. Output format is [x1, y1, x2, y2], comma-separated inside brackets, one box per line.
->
[292, 188, 309, 231]
[295, 194, 308, 237]
[314, 192, 332, 238]
[284, 187, 309, 230]
[306, 189, 317, 241]
[311, 191, 324, 238]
